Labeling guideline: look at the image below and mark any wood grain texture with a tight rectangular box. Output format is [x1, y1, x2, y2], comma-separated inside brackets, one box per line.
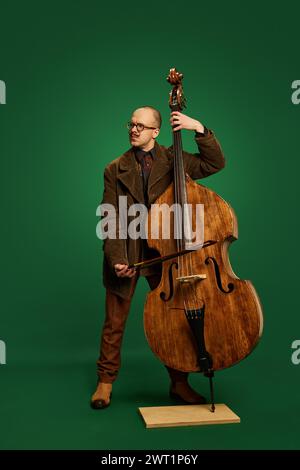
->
[139, 403, 240, 428]
[144, 177, 263, 372]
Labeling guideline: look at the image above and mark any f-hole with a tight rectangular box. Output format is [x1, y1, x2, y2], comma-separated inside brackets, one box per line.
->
[205, 256, 234, 293]
[160, 261, 178, 302]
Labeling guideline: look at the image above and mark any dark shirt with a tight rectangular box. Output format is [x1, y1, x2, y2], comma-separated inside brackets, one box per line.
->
[134, 145, 157, 206]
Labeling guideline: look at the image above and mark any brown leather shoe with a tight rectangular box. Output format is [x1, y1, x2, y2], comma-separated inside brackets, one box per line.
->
[169, 381, 206, 404]
[90, 382, 112, 410]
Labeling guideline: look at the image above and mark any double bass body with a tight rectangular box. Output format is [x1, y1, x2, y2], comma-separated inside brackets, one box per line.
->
[144, 176, 263, 372]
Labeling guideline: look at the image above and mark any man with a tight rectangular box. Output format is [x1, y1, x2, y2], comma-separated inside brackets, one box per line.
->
[91, 106, 225, 409]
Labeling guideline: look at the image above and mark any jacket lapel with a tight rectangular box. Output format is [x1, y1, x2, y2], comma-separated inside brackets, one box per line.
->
[147, 142, 172, 203]
[117, 148, 145, 203]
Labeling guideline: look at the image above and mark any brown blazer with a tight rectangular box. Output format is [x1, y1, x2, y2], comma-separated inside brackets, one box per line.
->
[101, 130, 226, 299]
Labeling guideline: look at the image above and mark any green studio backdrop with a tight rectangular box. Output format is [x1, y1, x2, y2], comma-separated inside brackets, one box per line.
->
[0, 0, 300, 450]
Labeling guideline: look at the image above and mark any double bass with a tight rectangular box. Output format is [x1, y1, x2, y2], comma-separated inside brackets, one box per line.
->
[131, 68, 263, 411]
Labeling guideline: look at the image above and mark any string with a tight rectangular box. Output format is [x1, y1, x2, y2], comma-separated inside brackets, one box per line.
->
[173, 127, 198, 312]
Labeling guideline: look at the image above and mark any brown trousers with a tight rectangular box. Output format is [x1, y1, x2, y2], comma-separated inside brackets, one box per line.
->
[96, 273, 188, 384]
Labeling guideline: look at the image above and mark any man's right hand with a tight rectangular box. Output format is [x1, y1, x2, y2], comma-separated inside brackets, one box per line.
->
[114, 264, 136, 278]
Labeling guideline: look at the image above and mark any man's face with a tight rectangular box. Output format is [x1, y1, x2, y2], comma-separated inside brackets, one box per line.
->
[128, 108, 160, 149]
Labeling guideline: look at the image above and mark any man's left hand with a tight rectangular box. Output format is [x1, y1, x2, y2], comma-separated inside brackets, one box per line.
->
[170, 111, 204, 133]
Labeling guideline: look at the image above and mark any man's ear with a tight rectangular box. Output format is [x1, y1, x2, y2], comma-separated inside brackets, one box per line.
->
[153, 129, 160, 139]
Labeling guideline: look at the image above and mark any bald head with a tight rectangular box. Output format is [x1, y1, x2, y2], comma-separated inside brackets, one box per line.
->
[133, 106, 162, 129]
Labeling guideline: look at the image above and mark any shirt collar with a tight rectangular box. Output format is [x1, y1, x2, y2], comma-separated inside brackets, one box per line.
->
[134, 144, 157, 163]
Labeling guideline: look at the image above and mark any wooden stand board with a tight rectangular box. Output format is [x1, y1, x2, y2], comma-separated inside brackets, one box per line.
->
[138, 403, 240, 428]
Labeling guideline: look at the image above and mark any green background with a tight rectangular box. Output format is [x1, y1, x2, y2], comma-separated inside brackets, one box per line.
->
[0, 0, 299, 450]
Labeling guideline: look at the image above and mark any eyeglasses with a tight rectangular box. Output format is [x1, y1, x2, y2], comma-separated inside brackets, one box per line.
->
[127, 121, 157, 133]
